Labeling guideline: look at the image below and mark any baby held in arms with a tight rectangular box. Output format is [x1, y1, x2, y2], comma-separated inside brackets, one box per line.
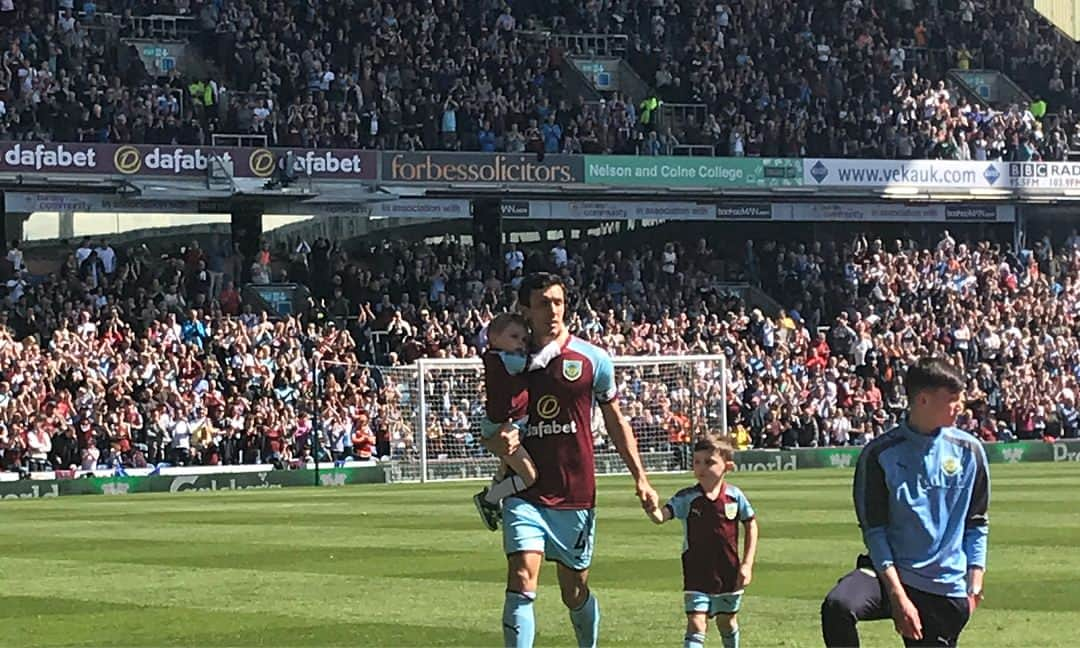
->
[473, 313, 561, 531]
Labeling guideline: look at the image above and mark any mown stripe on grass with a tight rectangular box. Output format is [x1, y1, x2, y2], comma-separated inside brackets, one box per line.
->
[1, 463, 1077, 647]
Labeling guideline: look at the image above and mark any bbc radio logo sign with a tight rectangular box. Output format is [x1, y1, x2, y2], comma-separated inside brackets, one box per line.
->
[1008, 163, 1080, 178]
[1008, 162, 1080, 187]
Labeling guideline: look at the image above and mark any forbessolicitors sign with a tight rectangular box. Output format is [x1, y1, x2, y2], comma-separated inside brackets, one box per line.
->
[382, 152, 584, 184]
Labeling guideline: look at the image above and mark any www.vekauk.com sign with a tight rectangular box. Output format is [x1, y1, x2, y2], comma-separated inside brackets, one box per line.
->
[0, 143, 377, 179]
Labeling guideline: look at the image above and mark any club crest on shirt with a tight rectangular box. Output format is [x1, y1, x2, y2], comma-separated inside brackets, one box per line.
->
[724, 502, 739, 520]
[942, 456, 960, 476]
[562, 359, 583, 382]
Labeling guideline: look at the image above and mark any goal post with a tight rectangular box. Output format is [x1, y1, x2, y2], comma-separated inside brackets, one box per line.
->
[364, 354, 726, 482]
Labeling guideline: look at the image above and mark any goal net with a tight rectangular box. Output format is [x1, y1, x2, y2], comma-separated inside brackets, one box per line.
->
[359, 354, 726, 482]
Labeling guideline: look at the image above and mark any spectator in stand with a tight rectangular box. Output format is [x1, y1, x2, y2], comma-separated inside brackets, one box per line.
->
[2, 0, 1078, 160]
[4, 223, 1080, 474]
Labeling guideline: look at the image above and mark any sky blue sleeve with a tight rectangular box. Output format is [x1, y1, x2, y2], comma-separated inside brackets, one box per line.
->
[665, 490, 695, 520]
[591, 349, 616, 404]
[735, 487, 756, 521]
[963, 442, 990, 571]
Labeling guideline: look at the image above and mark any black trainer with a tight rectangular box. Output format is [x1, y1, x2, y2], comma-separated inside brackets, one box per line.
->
[473, 487, 501, 531]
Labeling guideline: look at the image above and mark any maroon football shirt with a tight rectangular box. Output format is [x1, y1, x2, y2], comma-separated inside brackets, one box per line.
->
[486, 335, 617, 510]
[483, 350, 530, 423]
[665, 482, 756, 594]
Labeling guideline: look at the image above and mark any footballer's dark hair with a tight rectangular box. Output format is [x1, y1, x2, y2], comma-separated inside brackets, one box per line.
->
[517, 272, 566, 308]
[693, 433, 736, 462]
[904, 357, 965, 399]
[488, 312, 528, 337]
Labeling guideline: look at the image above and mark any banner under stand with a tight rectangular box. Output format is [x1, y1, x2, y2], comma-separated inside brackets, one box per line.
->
[496, 200, 1015, 223]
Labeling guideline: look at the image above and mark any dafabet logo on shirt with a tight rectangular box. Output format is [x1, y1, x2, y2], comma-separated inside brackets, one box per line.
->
[537, 395, 561, 420]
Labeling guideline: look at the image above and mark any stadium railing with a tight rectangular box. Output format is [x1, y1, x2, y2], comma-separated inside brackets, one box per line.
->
[516, 30, 629, 57]
[672, 144, 717, 157]
[657, 103, 708, 131]
[212, 133, 270, 148]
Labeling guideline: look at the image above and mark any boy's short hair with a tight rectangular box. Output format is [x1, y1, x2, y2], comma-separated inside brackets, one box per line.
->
[904, 357, 965, 399]
[693, 432, 736, 462]
[489, 312, 528, 338]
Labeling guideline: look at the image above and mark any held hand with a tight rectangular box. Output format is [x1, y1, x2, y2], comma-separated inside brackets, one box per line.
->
[735, 564, 753, 590]
[890, 594, 923, 641]
[636, 479, 659, 512]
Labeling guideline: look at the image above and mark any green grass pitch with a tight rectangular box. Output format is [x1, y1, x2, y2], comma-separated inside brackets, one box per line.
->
[1, 463, 1077, 647]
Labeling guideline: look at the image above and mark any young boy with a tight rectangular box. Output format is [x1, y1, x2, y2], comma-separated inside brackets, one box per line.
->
[473, 312, 561, 531]
[646, 434, 759, 648]
[821, 357, 988, 647]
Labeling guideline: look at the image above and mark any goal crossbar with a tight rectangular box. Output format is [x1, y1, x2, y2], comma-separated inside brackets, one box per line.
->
[371, 354, 727, 482]
[412, 354, 724, 368]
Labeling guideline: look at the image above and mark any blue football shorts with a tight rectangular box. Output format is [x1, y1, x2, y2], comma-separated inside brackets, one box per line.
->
[502, 497, 595, 571]
[684, 590, 744, 617]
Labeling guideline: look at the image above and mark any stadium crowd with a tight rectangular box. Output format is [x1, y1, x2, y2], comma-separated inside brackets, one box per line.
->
[3, 0, 1080, 160]
[1, 223, 1079, 473]
[621, 0, 1080, 160]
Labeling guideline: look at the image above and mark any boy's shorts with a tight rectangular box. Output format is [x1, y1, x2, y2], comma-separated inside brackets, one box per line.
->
[684, 590, 744, 617]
